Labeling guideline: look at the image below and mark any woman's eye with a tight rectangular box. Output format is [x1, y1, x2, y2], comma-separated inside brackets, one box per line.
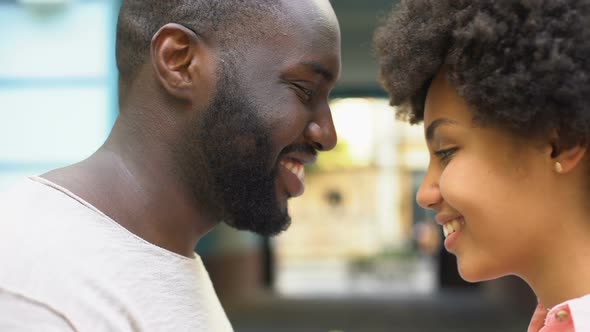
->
[433, 147, 458, 164]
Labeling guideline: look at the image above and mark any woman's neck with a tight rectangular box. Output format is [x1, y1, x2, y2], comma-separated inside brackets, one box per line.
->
[523, 219, 590, 308]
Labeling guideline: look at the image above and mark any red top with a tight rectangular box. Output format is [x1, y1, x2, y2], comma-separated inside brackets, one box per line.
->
[528, 294, 590, 332]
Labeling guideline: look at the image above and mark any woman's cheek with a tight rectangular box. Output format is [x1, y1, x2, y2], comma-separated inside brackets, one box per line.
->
[438, 162, 472, 211]
[438, 165, 456, 201]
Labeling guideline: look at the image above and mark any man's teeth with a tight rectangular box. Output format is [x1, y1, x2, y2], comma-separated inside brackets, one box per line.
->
[282, 161, 305, 182]
[443, 219, 464, 238]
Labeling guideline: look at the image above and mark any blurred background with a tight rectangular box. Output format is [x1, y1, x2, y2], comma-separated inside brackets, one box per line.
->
[0, 0, 536, 331]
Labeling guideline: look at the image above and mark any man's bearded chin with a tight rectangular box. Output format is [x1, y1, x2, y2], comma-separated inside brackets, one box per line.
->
[219, 165, 293, 237]
[197, 73, 292, 236]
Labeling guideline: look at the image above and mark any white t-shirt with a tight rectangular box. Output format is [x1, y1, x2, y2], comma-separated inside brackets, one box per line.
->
[0, 177, 234, 332]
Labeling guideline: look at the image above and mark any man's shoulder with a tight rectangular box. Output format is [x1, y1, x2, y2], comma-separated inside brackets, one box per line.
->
[0, 177, 98, 255]
[0, 177, 85, 219]
[0, 288, 77, 332]
[0, 178, 234, 331]
[0, 177, 51, 206]
[0, 177, 78, 263]
[0, 176, 114, 304]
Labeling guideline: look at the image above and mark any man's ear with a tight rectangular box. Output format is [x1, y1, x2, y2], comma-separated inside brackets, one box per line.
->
[549, 131, 587, 173]
[150, 23, 210, 101]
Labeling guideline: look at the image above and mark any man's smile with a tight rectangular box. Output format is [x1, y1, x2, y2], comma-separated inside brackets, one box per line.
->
[276, 146, 318, 198]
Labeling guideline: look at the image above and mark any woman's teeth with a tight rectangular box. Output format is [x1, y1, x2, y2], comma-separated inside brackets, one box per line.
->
[282, 161, 304, 182]
[443, 218, 464, 238]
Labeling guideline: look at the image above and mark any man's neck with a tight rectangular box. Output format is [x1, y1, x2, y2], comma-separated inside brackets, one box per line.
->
[42, 142, 218, 258]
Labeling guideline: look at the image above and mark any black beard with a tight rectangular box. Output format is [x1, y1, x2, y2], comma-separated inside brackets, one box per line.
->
[177, 64, 291, 236]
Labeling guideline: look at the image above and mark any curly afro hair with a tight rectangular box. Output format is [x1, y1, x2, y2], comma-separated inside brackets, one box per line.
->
[374, 0, 590, 148]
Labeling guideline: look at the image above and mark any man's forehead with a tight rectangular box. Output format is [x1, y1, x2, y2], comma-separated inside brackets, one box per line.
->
[279, 0, 339, 34]
[229, 0, 340, 82]
[277, 0, 341, 59]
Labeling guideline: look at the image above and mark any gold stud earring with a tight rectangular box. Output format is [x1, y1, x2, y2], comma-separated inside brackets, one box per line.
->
[555, 162, 564, 173]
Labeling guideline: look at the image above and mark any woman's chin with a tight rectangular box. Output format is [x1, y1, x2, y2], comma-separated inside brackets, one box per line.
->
[456, 258, 504, 283]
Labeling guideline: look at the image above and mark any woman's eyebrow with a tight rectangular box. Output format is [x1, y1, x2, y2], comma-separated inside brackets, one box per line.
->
[426, 118, 458, 142]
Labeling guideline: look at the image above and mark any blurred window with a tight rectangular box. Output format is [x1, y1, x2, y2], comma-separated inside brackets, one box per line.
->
[275, 97, 436, 297]
[0, 0, 119, 189]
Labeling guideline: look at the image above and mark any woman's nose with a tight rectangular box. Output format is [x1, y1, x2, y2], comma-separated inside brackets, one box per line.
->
[416, 167, 442, 211]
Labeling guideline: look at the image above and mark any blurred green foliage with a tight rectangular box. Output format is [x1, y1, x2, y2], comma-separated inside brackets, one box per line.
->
[307, 141, 361, 173]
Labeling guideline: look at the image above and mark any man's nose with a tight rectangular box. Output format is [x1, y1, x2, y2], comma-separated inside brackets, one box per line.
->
[305, 103, 337, 151]
[416, 167, 442, 210]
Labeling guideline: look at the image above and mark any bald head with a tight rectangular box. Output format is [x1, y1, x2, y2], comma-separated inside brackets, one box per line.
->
[116, 0, 288, 88]
[280, 0, 340, 55]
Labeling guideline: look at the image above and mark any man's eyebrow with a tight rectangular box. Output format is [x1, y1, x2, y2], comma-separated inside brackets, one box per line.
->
[426, 118, 457, 141]
[301, 61, 335, 82]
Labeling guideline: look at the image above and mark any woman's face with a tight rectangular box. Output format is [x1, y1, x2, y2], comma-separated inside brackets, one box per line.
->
[417, 71, 559, 282]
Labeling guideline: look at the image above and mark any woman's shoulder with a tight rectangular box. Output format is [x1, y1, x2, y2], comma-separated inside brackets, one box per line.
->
[538, 294, 590, 332]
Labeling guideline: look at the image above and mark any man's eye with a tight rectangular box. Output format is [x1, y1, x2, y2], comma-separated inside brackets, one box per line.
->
[292, 83, 315, 100]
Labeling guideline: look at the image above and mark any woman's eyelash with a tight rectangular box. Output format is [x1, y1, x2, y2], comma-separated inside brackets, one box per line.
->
[433, 147, 458, 162]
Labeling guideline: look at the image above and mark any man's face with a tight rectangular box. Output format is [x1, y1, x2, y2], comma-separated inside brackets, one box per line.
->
[196, 65, 292, 235]
[180, 0, 341, 236]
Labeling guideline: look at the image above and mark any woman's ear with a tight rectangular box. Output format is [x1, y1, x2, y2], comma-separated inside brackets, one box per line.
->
[150, 23, 212, 102]
[549, 131, 587, 173]
[554, 145, 587, 173]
